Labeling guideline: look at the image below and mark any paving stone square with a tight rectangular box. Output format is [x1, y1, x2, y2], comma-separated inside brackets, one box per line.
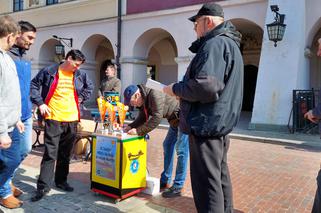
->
[1, 128, 320, 212]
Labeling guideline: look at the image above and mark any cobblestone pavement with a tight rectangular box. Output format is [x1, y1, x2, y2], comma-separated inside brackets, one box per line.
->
[1, 128, 320, 212]
[0, 161, 178, 213]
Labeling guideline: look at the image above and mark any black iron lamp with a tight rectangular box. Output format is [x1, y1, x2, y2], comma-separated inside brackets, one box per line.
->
[52, 35, 73, 56]
[266, 5, 286, 47]
[55, 43, 65, 56]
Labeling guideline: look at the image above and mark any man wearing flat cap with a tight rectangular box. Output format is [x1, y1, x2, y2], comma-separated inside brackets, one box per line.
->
[164, 2, 243, 212]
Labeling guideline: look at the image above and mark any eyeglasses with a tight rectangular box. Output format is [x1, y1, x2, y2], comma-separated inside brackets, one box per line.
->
[194, 17, 207, 27]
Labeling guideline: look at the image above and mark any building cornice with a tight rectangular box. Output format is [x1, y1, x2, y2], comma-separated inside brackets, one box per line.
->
[6, 0, 111, 15]
[7, 0, 117, 29]
[123, 0, 267, 21]
[120, 57, 149, 65]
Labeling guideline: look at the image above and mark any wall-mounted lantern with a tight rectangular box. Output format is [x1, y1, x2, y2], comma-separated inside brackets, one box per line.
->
[266, 5, 286, 47]
[52, 35, 73, 56]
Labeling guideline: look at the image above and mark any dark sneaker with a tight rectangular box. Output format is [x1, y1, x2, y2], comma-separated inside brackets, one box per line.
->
[162, 186, 182, 198]
[55, 182, 74, 192]
[31, 189, 49, 202]
[160, 182, 170, 191]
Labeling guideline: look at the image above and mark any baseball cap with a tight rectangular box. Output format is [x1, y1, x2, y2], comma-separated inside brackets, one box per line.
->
[188, 3, 224, 22]
[123, 85, 139, 105]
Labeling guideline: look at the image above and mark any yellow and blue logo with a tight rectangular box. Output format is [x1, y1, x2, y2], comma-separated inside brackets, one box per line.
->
[130, 159, 139, 174]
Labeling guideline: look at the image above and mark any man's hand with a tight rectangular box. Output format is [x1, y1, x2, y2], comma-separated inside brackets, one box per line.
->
[304, 110, 319, 123]
[163, 83, 175, 97]
[0, 135, 12, 149]
[127, 128, 137, 135]
[39, 104, 51, 117]
[16, 120, 25, 133]
[124, 125, 132, 132]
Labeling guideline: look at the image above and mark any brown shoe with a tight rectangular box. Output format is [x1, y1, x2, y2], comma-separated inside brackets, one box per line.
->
[11, 183, 23, 197]
[0, 195, 23, 209]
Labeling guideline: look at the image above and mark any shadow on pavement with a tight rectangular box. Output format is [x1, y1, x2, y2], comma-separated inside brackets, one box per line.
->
[283, 143, 321, 153]
[0, 168, 124, 213]
[29, 147, 45, 157]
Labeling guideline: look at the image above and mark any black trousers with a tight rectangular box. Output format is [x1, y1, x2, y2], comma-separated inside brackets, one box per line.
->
[37, 120, 77, 191]
[189, 134, 233, 213]
[312, 169, 321, 213]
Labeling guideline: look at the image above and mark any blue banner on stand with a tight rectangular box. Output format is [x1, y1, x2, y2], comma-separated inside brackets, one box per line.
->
[95, 136, 117, 180]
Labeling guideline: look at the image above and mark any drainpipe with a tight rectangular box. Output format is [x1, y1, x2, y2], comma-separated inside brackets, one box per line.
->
[116, 0, 122, 79]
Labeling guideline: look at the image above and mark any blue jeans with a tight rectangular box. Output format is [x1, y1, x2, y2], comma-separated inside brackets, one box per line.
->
[0, 132, 21, 198]
[160, 126, 189, 189]
[9, 117, 33, 183]
[13, 117, 33, 161]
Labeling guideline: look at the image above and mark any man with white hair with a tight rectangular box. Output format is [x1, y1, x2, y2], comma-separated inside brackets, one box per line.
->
[164, 3, 244, 212]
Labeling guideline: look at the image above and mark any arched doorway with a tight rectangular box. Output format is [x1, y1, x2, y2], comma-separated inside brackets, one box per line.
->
[81, 34, 115, 101]
[243, 65, 258, 111]
[133, 28, 178, 85]
[230, 18, 263, 128]
[38, 39, 62, 68]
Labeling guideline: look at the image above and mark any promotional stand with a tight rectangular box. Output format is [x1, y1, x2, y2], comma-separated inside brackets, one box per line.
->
[91, 132, 146, 202]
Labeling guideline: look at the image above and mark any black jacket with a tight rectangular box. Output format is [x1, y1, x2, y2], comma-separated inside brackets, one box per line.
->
[30, 63, 94, 120]
[173, 21, 244, 137]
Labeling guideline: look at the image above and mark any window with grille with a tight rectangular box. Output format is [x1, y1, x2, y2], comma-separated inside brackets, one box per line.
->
[13, 0, 23, 12]
[46, 0, 58, 5]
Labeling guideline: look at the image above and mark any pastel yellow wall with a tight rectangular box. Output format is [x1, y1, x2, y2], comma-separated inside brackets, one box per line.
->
[2, 0, 117, 28]
[0, 0, 11, 14]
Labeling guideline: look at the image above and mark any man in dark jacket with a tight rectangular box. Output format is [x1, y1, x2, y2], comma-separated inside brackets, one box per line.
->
[164, 3, 243, 212]
[304, 37, 321, 213]
[30, 49, 93, 202]
[8, 20, 37, 198]
[123, 84, 189, 198]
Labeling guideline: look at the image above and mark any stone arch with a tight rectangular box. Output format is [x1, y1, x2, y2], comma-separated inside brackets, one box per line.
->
[38, 38, 62, 67]
[306, 17, 321, 47]
[133, 28, 178, 84]
[227, 18, 263, 128]
[80, 34, 115, 98]
[230, 18, 263, 113]
[81, 34, 115, 62]
[230, 18, 263, 67]
[306, 18, 321, 89]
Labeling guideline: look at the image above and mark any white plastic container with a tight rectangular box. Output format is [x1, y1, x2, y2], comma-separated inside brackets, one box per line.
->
[142, 176, 160, 196]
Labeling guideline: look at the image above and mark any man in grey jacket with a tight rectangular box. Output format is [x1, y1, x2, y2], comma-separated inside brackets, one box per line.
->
[0, 15, 25, 209]
[164, 3, 243, 212]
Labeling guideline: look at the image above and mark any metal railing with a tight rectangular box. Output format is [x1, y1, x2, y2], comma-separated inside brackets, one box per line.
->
[290, 89, 319, 134]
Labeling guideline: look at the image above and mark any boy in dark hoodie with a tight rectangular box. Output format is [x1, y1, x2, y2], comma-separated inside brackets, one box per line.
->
[164, 3, 243, 213]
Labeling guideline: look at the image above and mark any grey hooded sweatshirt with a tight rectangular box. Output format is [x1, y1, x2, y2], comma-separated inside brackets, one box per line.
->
[0, 48, 21, 138]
